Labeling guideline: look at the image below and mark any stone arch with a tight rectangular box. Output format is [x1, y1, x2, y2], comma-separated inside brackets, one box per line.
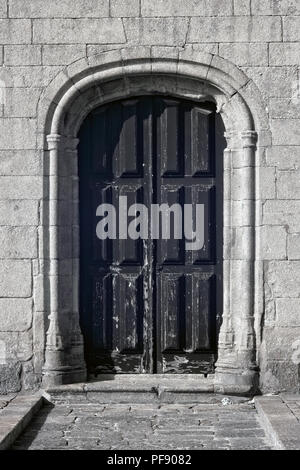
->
[38, 46, 271, 394]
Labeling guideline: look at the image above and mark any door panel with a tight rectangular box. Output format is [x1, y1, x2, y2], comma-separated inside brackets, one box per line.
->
[79, 96, 224, 375]
[154, 97, 223, 373]
[79, 98, 153, 373]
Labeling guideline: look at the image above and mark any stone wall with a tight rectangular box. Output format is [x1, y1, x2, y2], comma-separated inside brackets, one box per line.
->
[0, 0, 299, 393]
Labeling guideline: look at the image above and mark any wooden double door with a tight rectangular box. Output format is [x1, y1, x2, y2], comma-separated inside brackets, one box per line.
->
[78, 96, 224, 374]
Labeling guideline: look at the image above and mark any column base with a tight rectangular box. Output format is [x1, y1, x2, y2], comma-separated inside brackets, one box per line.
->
[214, 366, 259, 396]
[42, 366, 87, 389]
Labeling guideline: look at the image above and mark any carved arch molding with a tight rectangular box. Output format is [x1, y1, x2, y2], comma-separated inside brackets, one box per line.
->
[38, 46, 271, 394]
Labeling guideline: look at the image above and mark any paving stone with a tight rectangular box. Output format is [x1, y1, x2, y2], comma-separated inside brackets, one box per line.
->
[12, 401, 273, 450]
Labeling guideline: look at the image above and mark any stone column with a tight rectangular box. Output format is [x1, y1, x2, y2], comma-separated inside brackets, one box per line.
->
[215, 135, 235, 365]
[42, 134, 86, 387]
[215, 130, 259, 395]
[66, 137, 86, 382]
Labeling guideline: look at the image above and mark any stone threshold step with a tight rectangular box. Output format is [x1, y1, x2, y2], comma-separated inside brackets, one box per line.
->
[44, 375, 250, 404]
[0, 393, 44, 450]
[50, 374, 214, 391]
[255, 395, 300, 450]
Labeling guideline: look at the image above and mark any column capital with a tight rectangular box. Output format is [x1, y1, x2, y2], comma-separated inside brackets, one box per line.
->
[47, 133, 62, 151]
[64, 136, 80, 152]
[224, 131, 239, 151]
[241, 130, 257, 148]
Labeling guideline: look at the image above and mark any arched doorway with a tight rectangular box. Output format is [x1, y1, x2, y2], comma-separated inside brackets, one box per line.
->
[78, 95, 225, 375]
[39, 47, 267, 394]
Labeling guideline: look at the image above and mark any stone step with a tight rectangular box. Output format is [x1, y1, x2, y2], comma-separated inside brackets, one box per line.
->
[44, 375, 249, 404]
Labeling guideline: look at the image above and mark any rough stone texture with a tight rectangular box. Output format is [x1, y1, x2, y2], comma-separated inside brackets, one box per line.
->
[283, 17, 300, 41]
[0, 394, 16, 412]
[42, 45, 86, 65]
[0, 20, 31, 44]
[265, 261, 300, 298]
[276, 299, 300, 326]
[260, 226, 287, 260]
[11, 401, 272, 450]
[242, 67, 298, 99]
[3, 88, 40, 118]
[0, 65, 61, 88]
[266, 147, 300, 170]
[219, 43, 268, 66]
[0, 393, 43, 449]
[124, 18, 189, 46]
[260, 361, 299, 393]
[0, 330, 33, 362]
[0, 176, 44, 199]
[263, 201, 300, 232]
[277, 170, 300, 199]
[188, 17, 282, 43]
[4, 46, 42, 66]
[0, 260, 32, 297]
[269, 43, 300, 66]
[9, 0, 110, 18]
[0, 150, 42, 175]
[141, 0, 233, 17]
[288, 234, 300, 260]
[264, 327, 300, 361]
[252, 0, 300, 15]
[269, 99, 300, 119]
[271, 120, 300, 145]
[282, 395, 300, 425]
[111, 0, 140, 17]
[234, 0, 251, 15]
[258, 167, 276, 199]
[255, 395, 300, 450]
[0, 201, 39, 226]
[0, 0, 298, 395]
[0, 298, 32, 332]
[33, 19, 126, 44]
[0, 119, 36, 149]
[0, 0, 7, 18]
[0, 227, 37, 258]
[0, 363, 21, 394]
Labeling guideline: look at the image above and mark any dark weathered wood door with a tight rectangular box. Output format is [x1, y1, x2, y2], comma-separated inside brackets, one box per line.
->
[79, 96, 224, 374]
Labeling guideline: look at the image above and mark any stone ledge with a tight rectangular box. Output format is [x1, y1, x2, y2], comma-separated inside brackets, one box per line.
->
[0, 393, 44, 450]
[44, 375, 253, 405]
[0, 394, 17, 412]
[255, 395, 300, 450]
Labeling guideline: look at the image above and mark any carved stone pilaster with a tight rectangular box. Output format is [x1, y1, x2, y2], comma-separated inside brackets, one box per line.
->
[65, 137, 86, 379]
[42, 134, 86, 387]
[214, 131, 259, 395]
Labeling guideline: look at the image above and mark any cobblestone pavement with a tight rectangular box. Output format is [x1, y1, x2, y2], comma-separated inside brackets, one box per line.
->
[12, 401, 273, 450]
